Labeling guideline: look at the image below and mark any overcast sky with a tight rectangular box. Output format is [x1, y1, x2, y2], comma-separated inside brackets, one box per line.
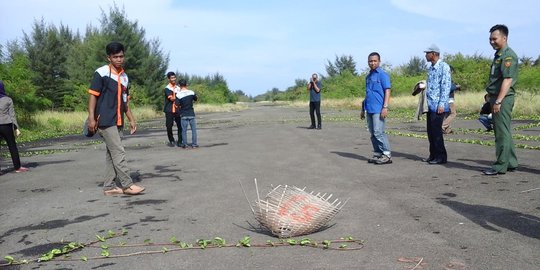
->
[1, 0, 539, 96]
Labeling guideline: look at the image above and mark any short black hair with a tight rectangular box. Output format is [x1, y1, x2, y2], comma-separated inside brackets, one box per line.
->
[490, 24, 509, 37]
[106, 42, 125, 56]
[178, 79, 187, 87]
[368, 52, 380, 60]
[166, 71, 176, 79]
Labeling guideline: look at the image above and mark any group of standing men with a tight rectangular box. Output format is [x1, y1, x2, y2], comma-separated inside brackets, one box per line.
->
[420, 24, 519, 175]
[309, 24, 519, 175]
[85, 42, 199, 196]
[163, 72, 199, 149]
[7, 24, 518, 197]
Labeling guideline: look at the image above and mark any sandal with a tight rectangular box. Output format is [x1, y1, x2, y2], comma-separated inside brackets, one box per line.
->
[123, 185, 145, 195]
[15, 167, 29, 173]
[104, 187, 124, 196]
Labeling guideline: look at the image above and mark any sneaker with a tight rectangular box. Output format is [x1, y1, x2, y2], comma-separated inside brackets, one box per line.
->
[375, 155, 392, 165]
[123, 185, 145, 195]
[104, 187, 124, 196]
[15, 167, 29, 173]
[167, 141, 176, 147]
[191, 144, 199, 149]
[367, 156, 381, 163]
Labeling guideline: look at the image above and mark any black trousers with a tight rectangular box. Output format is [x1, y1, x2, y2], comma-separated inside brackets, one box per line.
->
[309, 101, 321, 127]
[0, 123, 22, 170]
[165, 112, 182, 144]
[426, 111, 448, 161]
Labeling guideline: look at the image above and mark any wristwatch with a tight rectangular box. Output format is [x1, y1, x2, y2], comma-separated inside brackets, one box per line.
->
[383, 105, 388, 109]
[495, 100, 502, 105]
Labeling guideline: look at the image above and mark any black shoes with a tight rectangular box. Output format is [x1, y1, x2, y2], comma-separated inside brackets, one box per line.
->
[483, 168, 503, 175]
[317, 124, 321, 130]
[428, 159, 447, 165]
[483, 167, 515, 175]
[308, 125, 316, 129]
[168, 141, 176, 147]
[422, 157, 446, 164]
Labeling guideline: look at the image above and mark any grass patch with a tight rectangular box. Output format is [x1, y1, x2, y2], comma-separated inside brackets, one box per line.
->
[8, 104, 249, 144]
[13, 106, 161, 143]
[195, 103, 248, 113]
[284, 92, 540, 118]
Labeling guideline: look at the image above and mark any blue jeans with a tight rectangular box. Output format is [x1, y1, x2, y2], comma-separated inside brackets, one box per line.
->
[366, 113, 391, 157]
[478, 114, 493, 130]
[181, 116, 197, 147]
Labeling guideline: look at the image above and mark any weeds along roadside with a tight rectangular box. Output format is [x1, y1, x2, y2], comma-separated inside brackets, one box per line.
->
[5, 93, 539, 145]
[10, 103, 248, 144]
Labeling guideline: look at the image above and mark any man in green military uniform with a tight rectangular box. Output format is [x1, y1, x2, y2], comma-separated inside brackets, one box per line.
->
[483, 24, 518, 176]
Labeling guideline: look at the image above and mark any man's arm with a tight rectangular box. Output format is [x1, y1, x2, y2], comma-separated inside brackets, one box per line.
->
[493, 78, 512, 113]
[381, 88, 391, 118]
[125, 103, 137, 134]
[314, 81, 321, 93]
[437, 66, 452, 114]
[360, 99, 365, 120]
[87, 95, 98, 132]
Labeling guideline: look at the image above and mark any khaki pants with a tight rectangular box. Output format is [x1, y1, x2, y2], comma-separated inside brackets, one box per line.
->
[98, 125, 133, 190]
[442, 102, 456, 133]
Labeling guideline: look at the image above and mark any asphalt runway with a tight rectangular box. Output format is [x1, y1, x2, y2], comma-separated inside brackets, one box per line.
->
[1, 103, 538, 269]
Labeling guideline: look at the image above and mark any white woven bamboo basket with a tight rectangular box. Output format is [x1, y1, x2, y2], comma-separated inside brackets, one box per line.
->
[242, 180, 347, 238]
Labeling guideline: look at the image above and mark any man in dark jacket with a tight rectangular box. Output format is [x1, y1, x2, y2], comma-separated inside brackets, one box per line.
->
[176, 80, 199, 148]
[163, 72, 182, 147]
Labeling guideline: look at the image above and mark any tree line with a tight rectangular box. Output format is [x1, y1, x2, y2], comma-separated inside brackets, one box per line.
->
[0, 5, 241, 121]
[257, 52, 540, 102]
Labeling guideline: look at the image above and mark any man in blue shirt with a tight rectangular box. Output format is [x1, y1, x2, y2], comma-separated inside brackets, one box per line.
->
[361, 52, 392, 165]
[307, 73, 322, 129]
[423, 44, 451, 164]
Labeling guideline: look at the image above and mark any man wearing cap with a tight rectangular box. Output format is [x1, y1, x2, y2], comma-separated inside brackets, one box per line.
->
[422, 44, 451, 165]
[482, 24, 518, 176]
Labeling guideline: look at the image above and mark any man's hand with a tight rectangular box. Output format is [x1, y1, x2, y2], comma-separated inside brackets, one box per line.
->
[492, 103, 501, 113]
[15, 129, 21, 137]
[437, 106, 445, 114]
[129, 121, 137, 135]
[360, 110, 365, 120]
[88, 117, 97, 133]
[380, 108, 388, 119]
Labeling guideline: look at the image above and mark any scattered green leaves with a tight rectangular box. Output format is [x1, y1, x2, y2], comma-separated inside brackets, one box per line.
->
[0, 230, 365, 267]
[4, 256, 14, 264]
[96, 235, 106, 242]
[213, 237, 226, 247]
[237, 236, 251, 247]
